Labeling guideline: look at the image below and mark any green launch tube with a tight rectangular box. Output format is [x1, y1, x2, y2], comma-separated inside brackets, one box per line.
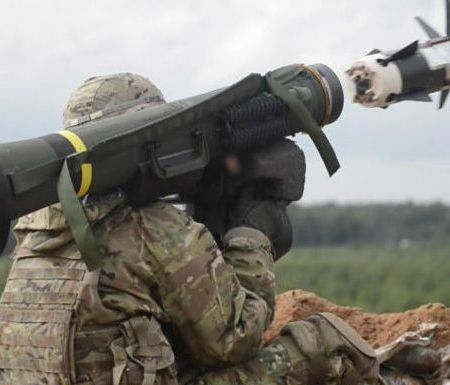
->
[0, 63, 343, 252]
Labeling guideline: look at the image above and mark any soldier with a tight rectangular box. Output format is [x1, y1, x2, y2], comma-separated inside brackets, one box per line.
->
[0, 73, 381, 385]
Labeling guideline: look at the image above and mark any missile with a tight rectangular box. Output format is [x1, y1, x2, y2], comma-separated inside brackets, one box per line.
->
[346, 0, 450, 109]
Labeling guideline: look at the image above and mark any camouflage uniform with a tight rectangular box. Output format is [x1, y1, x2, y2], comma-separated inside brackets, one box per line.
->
[0, 74, 381, 385]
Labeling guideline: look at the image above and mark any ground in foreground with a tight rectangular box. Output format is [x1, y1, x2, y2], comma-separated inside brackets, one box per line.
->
[265, 290, 450, 349]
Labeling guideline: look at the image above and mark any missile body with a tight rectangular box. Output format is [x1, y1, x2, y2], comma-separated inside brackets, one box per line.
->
[347, 39, 450, 108]
[347, 1, 450, 109]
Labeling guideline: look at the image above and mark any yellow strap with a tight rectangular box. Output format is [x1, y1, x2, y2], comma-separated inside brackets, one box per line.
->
[58, 130, 92, 197]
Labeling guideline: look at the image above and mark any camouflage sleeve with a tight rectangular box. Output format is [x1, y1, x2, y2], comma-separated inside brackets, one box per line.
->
[139, 203, 276, 367]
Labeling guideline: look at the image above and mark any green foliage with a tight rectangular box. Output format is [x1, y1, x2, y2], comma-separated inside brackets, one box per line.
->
[275, 242, 450, 313]
[288, 203, 450, 247]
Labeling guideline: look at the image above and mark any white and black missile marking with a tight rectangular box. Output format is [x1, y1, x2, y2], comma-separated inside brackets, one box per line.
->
[346, 0, 450, 109]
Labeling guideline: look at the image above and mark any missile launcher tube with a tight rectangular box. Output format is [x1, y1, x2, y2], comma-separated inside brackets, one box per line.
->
[0, 63, 343, 252]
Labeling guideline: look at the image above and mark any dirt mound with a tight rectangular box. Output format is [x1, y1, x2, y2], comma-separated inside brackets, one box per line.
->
[264, 290, 450, 349]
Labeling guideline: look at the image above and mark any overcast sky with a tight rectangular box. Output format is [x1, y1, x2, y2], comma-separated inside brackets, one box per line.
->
[0, 0, 449, 204]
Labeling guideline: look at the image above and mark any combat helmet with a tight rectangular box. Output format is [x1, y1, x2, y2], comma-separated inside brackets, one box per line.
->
[63, 72, 165, 128]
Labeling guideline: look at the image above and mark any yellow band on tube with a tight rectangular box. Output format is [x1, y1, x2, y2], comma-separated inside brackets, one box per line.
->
[58, 130, 92, 197]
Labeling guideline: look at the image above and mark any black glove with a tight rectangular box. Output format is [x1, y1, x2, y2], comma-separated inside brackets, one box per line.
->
[228, 194, 293, 260]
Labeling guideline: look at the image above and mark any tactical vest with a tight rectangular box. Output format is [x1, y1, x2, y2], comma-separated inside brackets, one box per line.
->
[0, 203, 177, 385]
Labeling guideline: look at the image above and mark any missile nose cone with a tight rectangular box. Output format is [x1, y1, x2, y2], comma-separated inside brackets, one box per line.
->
[355, 76, 371, 96]
[345, 53, 403, 108]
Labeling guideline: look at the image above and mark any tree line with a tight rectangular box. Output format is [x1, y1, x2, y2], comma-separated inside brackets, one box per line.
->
[288, 202, 450, 247]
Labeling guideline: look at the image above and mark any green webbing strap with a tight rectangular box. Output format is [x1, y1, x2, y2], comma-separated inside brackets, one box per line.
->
[56, 158, 103, 271]
[265, 65, 340, 176]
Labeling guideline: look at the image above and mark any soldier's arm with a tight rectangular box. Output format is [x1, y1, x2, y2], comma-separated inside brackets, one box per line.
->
[139, 202, 275, 367]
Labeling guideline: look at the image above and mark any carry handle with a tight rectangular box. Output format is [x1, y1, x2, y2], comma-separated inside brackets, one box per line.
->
[149, 132, 210, 179]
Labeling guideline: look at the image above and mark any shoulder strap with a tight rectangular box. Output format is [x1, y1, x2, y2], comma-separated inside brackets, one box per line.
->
[57, 157, 103, 271]
[265, 65, 340, 176]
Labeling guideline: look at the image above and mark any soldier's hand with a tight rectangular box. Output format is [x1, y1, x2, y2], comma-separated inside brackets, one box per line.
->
[228, 192, 292, 260]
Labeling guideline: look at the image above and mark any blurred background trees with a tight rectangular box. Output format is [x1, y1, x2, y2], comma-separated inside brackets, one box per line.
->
[288, 202, 450, 247]
[279, 203, 450, 312]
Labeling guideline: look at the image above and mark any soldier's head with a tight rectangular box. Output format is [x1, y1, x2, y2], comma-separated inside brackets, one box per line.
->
[63, 73, 165, 128]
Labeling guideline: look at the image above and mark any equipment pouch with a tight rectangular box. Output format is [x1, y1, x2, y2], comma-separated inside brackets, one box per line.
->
[110, 316, 177, 385]
[0, 252, 88, 385]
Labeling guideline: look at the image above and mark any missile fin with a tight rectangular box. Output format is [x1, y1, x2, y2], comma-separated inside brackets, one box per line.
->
[415, 16, 441, 38]
[439, 89, 449, 109]
[367, 49, 381, 55]
[397, 91, 432, 102]
[377, 41, 419, 66]
[389, 40, 419, 61]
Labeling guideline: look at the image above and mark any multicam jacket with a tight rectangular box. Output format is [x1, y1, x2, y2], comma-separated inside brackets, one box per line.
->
[0, 192, 276, 385]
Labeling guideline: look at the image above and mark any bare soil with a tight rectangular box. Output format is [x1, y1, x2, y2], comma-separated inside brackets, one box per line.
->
[264, 290, 450, 349]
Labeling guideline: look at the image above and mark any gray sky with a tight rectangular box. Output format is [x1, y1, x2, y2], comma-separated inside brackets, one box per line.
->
[0, 0, 449, 204]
